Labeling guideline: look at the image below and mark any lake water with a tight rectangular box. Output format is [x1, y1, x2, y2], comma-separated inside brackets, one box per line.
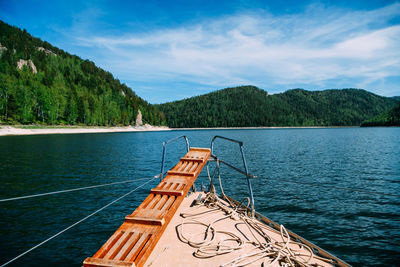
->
[0, 128, 399, 266]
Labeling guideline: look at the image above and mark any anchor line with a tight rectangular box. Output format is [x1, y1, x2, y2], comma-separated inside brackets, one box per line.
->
[1, 176, 158, 266]
[0, 177, 154, 202]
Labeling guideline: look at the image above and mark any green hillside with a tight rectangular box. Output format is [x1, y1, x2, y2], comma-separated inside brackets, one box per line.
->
[157, 86, 398, 127]
[0, 20, 165, 126]
[361, 103, 400, 126]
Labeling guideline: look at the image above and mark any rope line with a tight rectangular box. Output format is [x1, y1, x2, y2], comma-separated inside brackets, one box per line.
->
[176, 163, 329, 266]
[263, 176, 400, 197]
[1, 176, 157, 266]
[0, 177, 151, 202]
[177, 192, 326, 267]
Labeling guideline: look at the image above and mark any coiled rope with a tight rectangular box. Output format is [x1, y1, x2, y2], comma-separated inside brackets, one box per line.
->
[1, 176, 157, 266]
[177, 192, 330, 267]
[176, 163, 334, 266]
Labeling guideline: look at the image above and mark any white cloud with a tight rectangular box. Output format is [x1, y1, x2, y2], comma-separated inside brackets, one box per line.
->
[74, 3, 400, 100]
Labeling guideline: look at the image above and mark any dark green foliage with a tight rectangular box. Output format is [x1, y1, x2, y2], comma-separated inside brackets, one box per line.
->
[361, 103, 400, 126]
[0, 20, 165, 126]
[157, 86, 398, 127]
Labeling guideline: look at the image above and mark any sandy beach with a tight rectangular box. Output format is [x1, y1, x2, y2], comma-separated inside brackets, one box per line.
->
[0, 125, 362, 136]
[0, 125, 170, 136]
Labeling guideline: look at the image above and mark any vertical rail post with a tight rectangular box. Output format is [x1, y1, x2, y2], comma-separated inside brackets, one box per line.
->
[159, 136, 190, 182]
[160, 142, 167, 182]
[239, 144, 255, 217]
[210, 136, 255, 217]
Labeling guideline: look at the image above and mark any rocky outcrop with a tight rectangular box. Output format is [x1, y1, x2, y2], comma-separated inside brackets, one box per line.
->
[0, 43, 6, 52]
[37, 47, 56, 56]
[135, 109, 143, 126]
[17, 59, 37, 74]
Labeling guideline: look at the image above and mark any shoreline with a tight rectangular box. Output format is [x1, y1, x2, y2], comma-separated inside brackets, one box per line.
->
[0, 125, 366, 136]
[0, 125, 171, 136]
[171, 126, 361, 130]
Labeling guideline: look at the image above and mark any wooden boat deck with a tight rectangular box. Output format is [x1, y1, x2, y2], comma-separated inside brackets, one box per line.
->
[84, 147, 211, 267]
[84, 145, 348, 267]
[145, 192, 335, 267]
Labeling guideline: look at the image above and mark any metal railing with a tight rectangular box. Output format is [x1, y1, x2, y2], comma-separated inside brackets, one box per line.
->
[210, 135, 255, 217]
[159, 135, 190, 181]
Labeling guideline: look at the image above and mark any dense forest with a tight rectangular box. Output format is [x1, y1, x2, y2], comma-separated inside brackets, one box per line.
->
[0, 20, 165, 126]
[157, 86, 399, 127]
[1, 20, 399, 128]
[361, 103, 400, 126]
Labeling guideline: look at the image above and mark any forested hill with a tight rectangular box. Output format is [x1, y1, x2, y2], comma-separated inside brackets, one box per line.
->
[361, 103, 400, 126]
[0, 20, 165, 125]
[157, 86, 399, 127]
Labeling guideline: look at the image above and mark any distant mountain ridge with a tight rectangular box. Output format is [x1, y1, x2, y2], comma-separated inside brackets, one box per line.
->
[361, 102, 400, 126]
[0, 20, 165, 126]
[1, 20, 397, 128]
[157, 86, 398, 127]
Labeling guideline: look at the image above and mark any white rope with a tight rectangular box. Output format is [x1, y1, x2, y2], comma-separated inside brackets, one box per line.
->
[177, 192, 317, 267]
[0, 177, 152, 202]
[1, 176, 157, 266]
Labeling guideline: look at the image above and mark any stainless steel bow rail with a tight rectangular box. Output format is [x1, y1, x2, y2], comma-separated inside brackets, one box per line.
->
[210, 135, 255, 217]
[158, 135, 256, 216]
[159, 135, 190, 181]
[3, 135, 396, 266]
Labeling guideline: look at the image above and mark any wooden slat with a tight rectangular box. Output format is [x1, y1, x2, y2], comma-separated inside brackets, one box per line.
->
[125, 233, 151, 263]
[83, 257, 135, 267]
[180, 157, 205, 163]
[94, 230, 124, 258]
[114, 232, 141, 261]
[154, 195, 169, 209]
[84, 147, 211, 267]
[103, 231, 131, 259]
[125, 215, 165, 226]
[188, 147, 211, 152]
[166, 170, 195, 177]
[150, 188, 183, 196]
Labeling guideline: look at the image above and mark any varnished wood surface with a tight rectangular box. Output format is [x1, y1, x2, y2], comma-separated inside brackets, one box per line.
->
[83, 147, 211, 267]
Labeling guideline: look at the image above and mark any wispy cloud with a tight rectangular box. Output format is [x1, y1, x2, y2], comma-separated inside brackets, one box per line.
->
[74, 3, 400, 102]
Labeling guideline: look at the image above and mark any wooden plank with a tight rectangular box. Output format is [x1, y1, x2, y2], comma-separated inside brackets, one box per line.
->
[177, 161, 188, 172]
[166, 170, 195, 177]
[180, 157, 205, 163]
[188, 147, 212, 152]
[83, 257, 135, 267]
[150, 188, 183, 196]
[125, 215, 165, 226]
[103, 230, 131, 259]
[84, 147, 211, 267]
[154, 195, 169, 210]
[114, 232, 141, 261]
[93, 230, 124, 258]
[125, 232, 151, 263]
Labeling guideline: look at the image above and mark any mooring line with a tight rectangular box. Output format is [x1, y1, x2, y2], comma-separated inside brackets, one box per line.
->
[1, 176, 158, 266]
[0, 177, 153, 202]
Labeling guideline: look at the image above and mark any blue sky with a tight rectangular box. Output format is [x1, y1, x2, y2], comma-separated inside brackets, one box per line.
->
[1, 0, 399, 103]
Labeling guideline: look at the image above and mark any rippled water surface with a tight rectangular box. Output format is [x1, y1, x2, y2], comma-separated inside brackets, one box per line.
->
[0, 128, 399, 266]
